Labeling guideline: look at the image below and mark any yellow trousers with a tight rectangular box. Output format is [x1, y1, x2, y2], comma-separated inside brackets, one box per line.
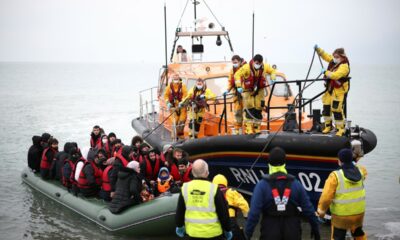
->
[322, 84, 348, 129]
[170, 108, 187, 138]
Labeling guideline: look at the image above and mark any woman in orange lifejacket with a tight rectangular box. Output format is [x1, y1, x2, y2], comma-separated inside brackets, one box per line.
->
[156, 167, 175, 195]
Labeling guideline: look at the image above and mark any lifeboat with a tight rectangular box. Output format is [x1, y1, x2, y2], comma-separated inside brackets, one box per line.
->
[21, 168, 178, 236]
[132, 1, 377, 207]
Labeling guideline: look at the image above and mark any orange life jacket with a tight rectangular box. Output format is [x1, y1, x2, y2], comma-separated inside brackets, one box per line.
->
[40, 147, 58, 170]
[157, 176, 172, 193]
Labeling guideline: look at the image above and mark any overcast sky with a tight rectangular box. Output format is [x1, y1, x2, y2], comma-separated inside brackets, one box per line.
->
[0, 0, 399, 65]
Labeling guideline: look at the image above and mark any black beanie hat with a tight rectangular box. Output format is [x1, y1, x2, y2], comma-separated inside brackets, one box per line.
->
[268, 147, 286, 166]
[41, 133, 51, 142]
[178, 157, 189, 166]
[108, 132, 116, 139]
[338, 148, 353, 163]
[122, 145, 133, 157]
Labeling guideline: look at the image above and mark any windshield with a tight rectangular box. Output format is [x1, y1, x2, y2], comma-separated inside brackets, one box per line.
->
[187, 77, 228, 96]
[267, 75, 291, 97]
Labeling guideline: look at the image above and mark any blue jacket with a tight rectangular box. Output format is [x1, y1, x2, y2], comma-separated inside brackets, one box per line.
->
[245, 174, 319, 238]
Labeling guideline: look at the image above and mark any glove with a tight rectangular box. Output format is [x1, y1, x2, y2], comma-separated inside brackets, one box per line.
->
[321, 68, 326, 75]
[199, 94, 205, 99]
[314, 44, 319, 50]
[237, 87, 243, 93]
[223, 90, 229, 96]
[178, 102, 184, 108]
[176, 226, 185, 238]
[167, 102, 172, 109]
[224, 231, 233, 240]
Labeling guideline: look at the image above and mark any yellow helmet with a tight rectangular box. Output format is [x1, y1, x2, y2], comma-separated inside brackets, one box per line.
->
[212, 174, 228, 187]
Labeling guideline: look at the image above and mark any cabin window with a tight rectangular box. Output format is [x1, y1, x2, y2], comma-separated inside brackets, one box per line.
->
[267, 75, 291, 97]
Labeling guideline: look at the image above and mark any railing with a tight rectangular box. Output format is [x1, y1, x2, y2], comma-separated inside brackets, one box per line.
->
[265, 78, 350, 132]
[139, 87, 159, 129]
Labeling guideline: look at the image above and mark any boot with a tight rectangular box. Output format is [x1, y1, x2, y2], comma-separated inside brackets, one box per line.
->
[245, 122, 254, 134]
[322, 121, 332, 134]
[335, 123, 345, 136]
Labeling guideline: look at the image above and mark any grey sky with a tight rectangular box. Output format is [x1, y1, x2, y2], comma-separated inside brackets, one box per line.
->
[0, 0, 399, 64]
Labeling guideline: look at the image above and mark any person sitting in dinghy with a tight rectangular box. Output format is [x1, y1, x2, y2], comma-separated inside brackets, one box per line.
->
[40, 137, 59, 180]
[140, 148, 165, 193]
[77, 149, 106, 198]
[177, 158, 193, 186]
[156, 167, 179, 196]
[109, 161, 142, 214]
[179, 78, 216, 139]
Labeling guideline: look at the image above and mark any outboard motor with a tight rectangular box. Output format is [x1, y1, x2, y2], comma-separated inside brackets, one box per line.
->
[283, 104, 298, 132]
[309, 109, 322, 133]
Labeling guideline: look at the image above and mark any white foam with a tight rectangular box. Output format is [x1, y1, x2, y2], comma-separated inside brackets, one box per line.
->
[376, 222, 400, 240]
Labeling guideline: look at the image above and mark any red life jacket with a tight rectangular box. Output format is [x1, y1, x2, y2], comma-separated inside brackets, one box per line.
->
[62, 159, 74, 187]
[168, 82, 183, 105]
[243, 60, 266, 90]
[103, 143, 111, 158]
[230, 61, 246, 88]
[101, 165, 113, 192]
[145, 155, 162, 181]
[77, 160, 103, 189]
[191, 87, 208, 110]
[40, 147, 58, 170]
[112, 146, 122, 157]
[326, 58, 350, 89]
[70, 158, 85, 186]
[181, 165, 192, 183]
[169, 164, 181, 181]
[116, 154, 130, 167]
[90, 136, 102, 149]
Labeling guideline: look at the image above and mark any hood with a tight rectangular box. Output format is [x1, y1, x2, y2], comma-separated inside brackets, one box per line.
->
[32, 136, 42, 147]
[118, 167, 136, 180]
[158, 167, 170, 181]
[63, 142, 73, 153]
[342, 162, 362, 182]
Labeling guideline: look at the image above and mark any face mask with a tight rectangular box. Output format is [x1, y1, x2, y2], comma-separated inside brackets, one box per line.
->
[254, 63, 261, 70]
[196, 84, 203, 90]
[232, 63, 239, 68]
[333, 58, 340, 64]
[102, 139, 108, 144]
[173, 79, 180, 84]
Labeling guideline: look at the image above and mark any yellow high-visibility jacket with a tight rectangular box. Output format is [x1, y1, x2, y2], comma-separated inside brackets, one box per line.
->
[318, 165, 367, 229]
[164, 82, 188, 105]
[234, 63, 276, 88]
[225, 188, 249, 218]
[317, 48, 350, 81]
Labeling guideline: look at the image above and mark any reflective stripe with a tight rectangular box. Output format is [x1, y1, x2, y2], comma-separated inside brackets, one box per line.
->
[333, 196, 366, 204]
[185, 218, 219, 224]
[335, 170, 364, 194]
[184, 182, 216, 212]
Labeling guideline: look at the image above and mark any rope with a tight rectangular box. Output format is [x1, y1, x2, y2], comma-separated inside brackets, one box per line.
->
[176, 0, 190, 29]
[202, 0, 224, 27]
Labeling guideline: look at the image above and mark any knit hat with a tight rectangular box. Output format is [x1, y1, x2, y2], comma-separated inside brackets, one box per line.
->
[268, 147, 286, 166]
[338, 148, 353, 163]
[163, 144, 173, 154]
[178, 158, 189, 166]
[127, 161, 139, 171]
[41, 133, 51, 142]
[158, 167, 170, 181]
[108, 132, 116, 139]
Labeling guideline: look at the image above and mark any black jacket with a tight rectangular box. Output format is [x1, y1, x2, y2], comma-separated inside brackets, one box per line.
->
[54, 151, 69, 181]
[108, 167, 142, 214]
[175, 178, 231, 233]
[79, 163, 100, 197]
[27, 136, 42, 172]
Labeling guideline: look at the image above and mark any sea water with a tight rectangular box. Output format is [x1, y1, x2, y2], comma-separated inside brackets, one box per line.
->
[0, 62, 399, 239]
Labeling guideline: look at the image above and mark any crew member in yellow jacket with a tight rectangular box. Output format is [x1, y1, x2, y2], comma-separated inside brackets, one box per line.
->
[164, 73, 188, 139]
[179, 78, 216, 139]
[213, 174, 249, 240]
[317, 148, 367, 240]
[234, 54, 276, 134]
[224, 55, 246, 135]
[315, 45, 350, 136]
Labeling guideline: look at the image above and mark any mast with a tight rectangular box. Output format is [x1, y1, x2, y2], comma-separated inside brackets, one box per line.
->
[194, 0, 197, 30]
[252, 11, 255, 58]
[164, 2, 168, 85]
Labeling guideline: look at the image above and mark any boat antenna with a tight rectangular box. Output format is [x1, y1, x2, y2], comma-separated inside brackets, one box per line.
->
[193, 0, 198, 30]
[164, 1, 168, 85]
[252, 10, 255, 58]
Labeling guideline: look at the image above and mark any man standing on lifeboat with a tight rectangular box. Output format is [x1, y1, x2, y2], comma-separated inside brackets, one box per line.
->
[224, 55, 246, 135]
[179, 78, 216, 139]
[164, 73, 188, 140]
[234, 54, 276, 134]
[315, 45, 350, 136]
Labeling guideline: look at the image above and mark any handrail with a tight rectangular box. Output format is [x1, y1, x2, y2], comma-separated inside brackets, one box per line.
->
[266, 77, 350, 131]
